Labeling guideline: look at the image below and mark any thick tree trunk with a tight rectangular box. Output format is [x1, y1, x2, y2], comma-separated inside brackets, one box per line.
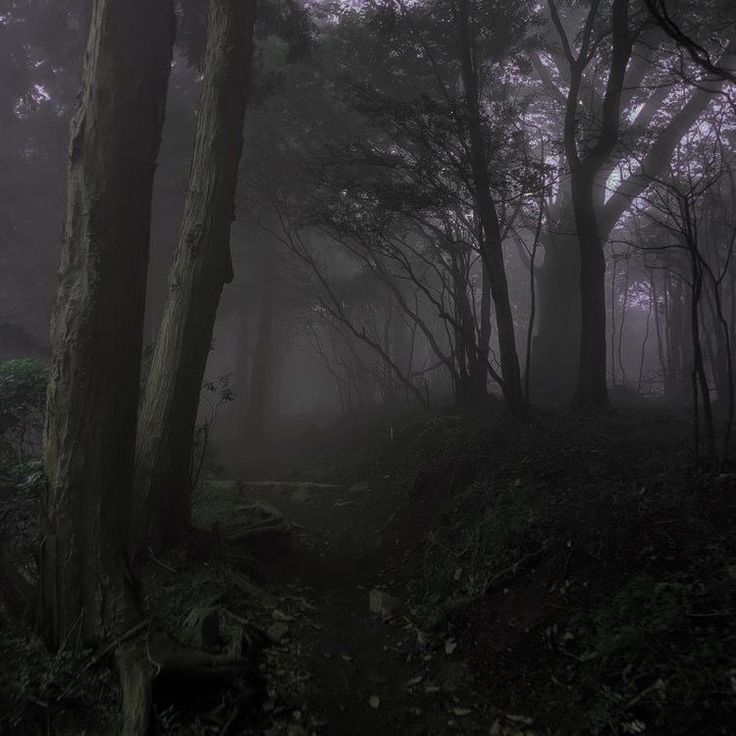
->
[572, 177, 609, 407]
[134, 0, 256, 554]
[40, 0, 174, 650]
[531, 209, 580, 401]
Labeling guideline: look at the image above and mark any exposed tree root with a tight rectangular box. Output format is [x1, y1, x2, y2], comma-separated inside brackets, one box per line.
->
[112, 619, 261, 735]
[117, 640, 155, 736]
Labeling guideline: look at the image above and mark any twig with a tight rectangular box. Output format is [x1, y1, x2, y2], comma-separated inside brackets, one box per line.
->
[483, 544, 550, 595]
[373, 508, 400, 535]
[625, 680, 665, 710]
[220, 704, 242, 735]
[148, 547, 177, 573]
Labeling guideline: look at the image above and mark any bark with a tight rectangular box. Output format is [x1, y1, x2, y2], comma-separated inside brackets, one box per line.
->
[455, 0, 524, 414]
[572, 177, 610, 405]
[134, 0, 256, 554]
[40, 0, 174, 649]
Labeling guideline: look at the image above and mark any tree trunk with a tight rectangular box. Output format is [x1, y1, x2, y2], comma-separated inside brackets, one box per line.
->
[534, 7, 731, 403]
[530, 208, 580, 401]
[572, 176, 609, 406]
[40, 0, 174, 649]
[468, 256, 492, 401]
[455, 0, 524, 414]
[134, 0, 256, 554]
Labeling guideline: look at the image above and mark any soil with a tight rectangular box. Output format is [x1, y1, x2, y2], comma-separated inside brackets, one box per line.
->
[3, 404, 736, 735]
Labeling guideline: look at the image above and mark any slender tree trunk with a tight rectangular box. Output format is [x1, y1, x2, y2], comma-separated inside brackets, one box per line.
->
[134, 0, 256, 554]
[689, 242, 714, 457]
[40, 0, 174, 650]
[456, 0, 524, 414]
[469, 257, 492, 400]
[451, 255, 484, 403]
[637, 277, 654, 393]
[617, 258, 630, 386]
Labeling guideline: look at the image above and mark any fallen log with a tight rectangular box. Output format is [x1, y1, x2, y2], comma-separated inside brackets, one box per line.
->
[238, 480, 339, 489]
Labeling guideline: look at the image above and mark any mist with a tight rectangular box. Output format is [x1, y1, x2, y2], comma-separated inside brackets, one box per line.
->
[1, 1, 736, 734]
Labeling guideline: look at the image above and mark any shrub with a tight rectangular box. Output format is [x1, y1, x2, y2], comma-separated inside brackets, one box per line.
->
[0, 359, 47, 472]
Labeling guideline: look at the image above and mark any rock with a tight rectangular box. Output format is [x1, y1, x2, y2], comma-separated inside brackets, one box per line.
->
[290, 486, 313, 504]
[271, 608, 293, 622]
[369, 589, 402, 619]
[350, 481, 371, 493]
[267, 622, 290, 644]
[368, 694, 381, 709]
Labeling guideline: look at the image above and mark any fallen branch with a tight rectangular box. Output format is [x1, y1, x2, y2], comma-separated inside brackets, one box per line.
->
[238, 480, 339, 490]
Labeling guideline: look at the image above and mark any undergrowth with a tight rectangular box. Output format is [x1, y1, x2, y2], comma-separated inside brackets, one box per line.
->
[388, 408, 736, 735]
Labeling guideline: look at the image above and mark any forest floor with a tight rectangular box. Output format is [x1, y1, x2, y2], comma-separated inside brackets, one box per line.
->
[3, 402, 736, 735]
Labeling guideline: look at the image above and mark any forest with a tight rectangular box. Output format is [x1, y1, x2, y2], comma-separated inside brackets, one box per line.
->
[1, 0, 736, 733]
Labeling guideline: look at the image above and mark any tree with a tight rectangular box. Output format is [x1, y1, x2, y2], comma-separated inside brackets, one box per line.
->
[40, 0, 174, 650]
[534, 0, 735, 404]
[547, 0, 634, 406]
[454, 0, 526, 413]
[134, 0, 257, 554]
[0, 1, 89, 357]
[645, 0, 736, 82]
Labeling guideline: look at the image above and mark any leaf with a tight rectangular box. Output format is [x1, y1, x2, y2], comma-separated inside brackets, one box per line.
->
[506, 714, 534, 725]
[445, 639, 458, 655]
[368, 695, 381, 709]
[452, 707, 472, 717]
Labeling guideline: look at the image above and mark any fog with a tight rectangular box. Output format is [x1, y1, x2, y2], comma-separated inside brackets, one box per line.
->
[1, 1, 736, 734]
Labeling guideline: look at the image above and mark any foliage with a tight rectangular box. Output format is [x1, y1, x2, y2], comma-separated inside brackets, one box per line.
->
[0, 625, 117, 735]
[191, 374, 235, 494]
[0, 359, 47, 474]
[390, 409, 736, 734]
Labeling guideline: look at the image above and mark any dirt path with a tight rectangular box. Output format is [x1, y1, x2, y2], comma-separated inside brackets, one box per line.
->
[200, 476, 487, 736]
